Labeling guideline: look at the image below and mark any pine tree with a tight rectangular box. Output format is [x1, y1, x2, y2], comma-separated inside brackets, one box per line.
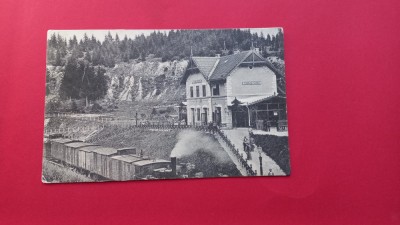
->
[266, 34, 271, 46]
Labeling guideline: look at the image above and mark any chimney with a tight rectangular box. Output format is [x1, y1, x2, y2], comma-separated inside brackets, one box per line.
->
[171, 157, 177, 176]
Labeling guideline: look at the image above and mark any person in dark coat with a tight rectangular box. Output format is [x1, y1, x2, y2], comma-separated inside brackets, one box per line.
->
[243, 136, 248, 152]
[208, 121, 213, 133]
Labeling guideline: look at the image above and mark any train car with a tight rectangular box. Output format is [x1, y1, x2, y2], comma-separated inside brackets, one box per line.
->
[78, 146, 102, 172]
[43, 138, 51, 158]
[116, 147, 137, 155]
[133, 159, 171, 178]
[64, 142, 98, 168]
[61, 140, 82, 165]
[109, 155, 142, 181]
[91, 147, 119, 179]
[50, 138, 76, 162]
[109, 152, 149, 181]
[43, 134, 63, 158]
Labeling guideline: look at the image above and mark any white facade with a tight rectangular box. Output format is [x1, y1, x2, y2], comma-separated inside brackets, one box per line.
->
[184, 51, 279, 128]
[186, 73, 213, 126]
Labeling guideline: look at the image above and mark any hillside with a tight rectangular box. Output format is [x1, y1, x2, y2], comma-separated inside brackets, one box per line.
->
[45, 29, 285, 109]
[46, 59, 188, 106]
[105, 59, 188, 103]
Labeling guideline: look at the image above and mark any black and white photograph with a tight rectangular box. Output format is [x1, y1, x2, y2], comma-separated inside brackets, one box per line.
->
[42, 28, 289, 183]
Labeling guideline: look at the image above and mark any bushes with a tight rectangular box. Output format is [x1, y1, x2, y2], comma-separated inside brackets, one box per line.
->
[251, 134, 290, 175]
[42, 160, 92, 183]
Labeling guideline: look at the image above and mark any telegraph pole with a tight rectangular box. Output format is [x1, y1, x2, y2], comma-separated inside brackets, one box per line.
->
[135, 111, 138, 126]
[258, 147, 263, 176]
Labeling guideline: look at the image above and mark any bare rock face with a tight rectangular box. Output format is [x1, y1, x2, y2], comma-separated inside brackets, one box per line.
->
[104, 59, 188, 103]
[46, 59, 188, 104]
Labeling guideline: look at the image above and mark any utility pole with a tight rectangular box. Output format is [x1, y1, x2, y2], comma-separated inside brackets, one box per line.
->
[258, 147, 263, 176]
[245, 102, 251, 127]
[135, 111, 138, 126]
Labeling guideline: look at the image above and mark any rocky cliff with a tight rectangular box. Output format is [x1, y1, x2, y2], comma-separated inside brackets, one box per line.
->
[46, 59, 188, 104]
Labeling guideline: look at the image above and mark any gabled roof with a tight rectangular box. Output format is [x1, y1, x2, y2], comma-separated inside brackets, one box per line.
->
[209, 51, 251, 81]
[181, 50, 284, 83]
[192, 57, 219, 78]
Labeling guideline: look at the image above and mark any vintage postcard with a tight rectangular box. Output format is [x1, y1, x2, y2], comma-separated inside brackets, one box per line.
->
[42, 28, 289, 183]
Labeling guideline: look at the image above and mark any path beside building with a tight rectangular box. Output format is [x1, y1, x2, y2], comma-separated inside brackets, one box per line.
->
[221, 128, 285, 176]
[214, 134, 248, 176]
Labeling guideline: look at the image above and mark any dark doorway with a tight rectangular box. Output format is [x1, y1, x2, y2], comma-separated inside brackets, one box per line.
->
[232, 107, 249, 127]
[215, 107, 221, 126]
[191, 108, 195, 125]
[201, 108, 208, 125]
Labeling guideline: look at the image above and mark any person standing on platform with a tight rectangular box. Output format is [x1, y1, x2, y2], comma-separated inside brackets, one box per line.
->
[243, 136, 248, 152]
[249, 137, 256, 152]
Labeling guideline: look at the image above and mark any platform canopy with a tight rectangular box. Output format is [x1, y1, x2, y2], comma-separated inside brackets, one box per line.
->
[228, 95, 285, 106]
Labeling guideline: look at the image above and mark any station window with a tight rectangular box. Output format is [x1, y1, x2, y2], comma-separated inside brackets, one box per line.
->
[197, 108, 201, 121]
[196, 86, 200, 97]
[202, 85, 206, 97]
[191, 108, 195, 124]
[190, 86, 193, 98]
[212, 84, 220, 96]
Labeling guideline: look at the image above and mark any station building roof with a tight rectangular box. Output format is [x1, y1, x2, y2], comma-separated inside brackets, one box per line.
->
[182, 50, 282, 84]
[209, 51, 250, 81]
[191, 57, 219, 78]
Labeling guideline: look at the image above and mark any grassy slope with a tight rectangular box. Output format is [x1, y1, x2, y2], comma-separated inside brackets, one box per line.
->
[42, 160, 93, 183]
[92, 127, 180, 160]
[91, 128, 241, 177]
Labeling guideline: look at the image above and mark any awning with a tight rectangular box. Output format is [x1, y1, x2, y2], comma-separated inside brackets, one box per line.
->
[228, 95, 273, 106]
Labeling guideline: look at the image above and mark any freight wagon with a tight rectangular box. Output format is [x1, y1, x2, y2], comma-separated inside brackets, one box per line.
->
[45, 138, 177, 181]
[50, 138, 78, 163]
[109, 154, 144, 181]
[64, 142, 98, 169]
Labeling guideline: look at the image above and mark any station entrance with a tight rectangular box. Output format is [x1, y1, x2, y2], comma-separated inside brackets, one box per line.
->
[230, 96, 287, 130]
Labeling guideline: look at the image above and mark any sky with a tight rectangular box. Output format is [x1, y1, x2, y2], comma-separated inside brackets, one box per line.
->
[48, 28, 281, 42]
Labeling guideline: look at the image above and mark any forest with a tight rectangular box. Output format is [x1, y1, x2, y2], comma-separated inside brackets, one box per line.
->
[47, 29, 284, 101]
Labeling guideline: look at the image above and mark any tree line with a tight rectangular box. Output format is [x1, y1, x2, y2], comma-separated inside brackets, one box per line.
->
[47, 28, 284, 67]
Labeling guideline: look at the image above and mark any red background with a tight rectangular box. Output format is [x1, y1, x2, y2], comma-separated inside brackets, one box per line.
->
[1, 0, 399, 224]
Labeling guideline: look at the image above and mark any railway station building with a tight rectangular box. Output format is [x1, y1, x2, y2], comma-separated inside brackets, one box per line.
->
[181, 48, 287, 129]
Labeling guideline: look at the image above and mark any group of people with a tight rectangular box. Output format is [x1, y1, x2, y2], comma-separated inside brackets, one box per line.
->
[243, 136, 256, 160]
[243, 132, 275, 176]
[207, 121, 219, 134]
